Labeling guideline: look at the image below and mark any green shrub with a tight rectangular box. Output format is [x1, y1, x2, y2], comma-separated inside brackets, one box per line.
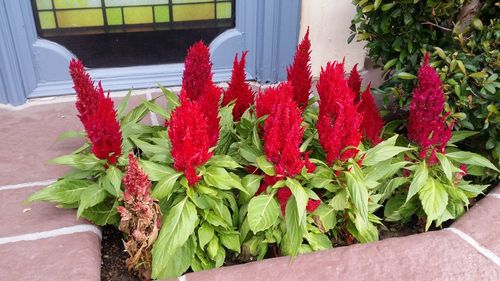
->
[350, 0, 500, 161]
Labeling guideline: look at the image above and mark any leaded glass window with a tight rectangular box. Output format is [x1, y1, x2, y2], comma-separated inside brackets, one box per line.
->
[31, 0, 235, 67]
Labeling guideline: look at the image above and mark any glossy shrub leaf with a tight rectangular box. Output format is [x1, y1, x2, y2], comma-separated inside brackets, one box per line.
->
[247, 195, 280, 233]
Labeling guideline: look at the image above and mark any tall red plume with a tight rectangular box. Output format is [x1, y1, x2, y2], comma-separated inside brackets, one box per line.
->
[222, 51, 254, 121]
[286, 28, 312, 110]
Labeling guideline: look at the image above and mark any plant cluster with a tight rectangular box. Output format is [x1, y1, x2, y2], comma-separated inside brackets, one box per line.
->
[29, 32, 497, 279]
[350, 0, 500, 163]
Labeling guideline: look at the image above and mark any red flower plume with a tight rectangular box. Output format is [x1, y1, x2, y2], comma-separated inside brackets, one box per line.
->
[182, 41, 213, 101]
[287, 28, 312, 110]
[222, 51, 254, 121]
[168, 98, 213, 186]
[122, 153, 152, 202]
[408, 54, 452, 159]
[180, 41, 221, 148]
[348, 64, 362, 102]
[255, 82, 293, 119]
[317, 61, 363, 164]
[69, 59, 104, 127]
[263, 86, 304, 178]
[85, 94, 123, 165]
[358, 85, 383, 145]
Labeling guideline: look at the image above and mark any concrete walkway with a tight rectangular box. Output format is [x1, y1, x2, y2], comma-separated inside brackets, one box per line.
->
[0, 92, 152, 281]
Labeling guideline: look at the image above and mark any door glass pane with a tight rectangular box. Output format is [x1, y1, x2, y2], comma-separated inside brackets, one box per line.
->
[31, 0, 235, 67]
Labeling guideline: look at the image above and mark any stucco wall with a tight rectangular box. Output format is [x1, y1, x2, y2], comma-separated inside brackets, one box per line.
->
[299, 0, 366, 77]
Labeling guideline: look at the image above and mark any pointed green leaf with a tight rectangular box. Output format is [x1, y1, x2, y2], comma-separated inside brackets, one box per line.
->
[152, 172, 182, 200]
[419, 178, 448, 230]
[247, 195, 280, 233]
[406, 161, 428, 202]
[256, 155, 275, 176]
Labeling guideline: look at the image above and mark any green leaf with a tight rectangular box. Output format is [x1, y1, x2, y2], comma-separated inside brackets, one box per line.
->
[256, 155, 275, 176]
[220, 231, 241, 253]
[198, 222, 214, 249]
[363, 135, 411, 166]
[50, 154, 102, 170]
[81, 200, 119, 226]
[159, 84, 180, 117]
[380, 177, 408, 201]
[116, 90, 132, 120]
[143, 100, 169, 119]
[449, 131, 479, 144]
[239, 144, 260, 163]
[105, 165, 122, 197]
[446, 151, 499, 172]
[28, 179, 93, 205]
[204, 167, 248, 194]
[243, 174, 263, 195]
[152, 172, 182, 200]
[155, 234, 195, 279]
[418, 178, 448, 230]
[207, 237, 220, 260]
[329, 189, 348, 210]
[397, 72, 417, 80]
[311, 204, 336, 232]
[77, 184, 108, 218]
[247, 195, 280, 233]
[286, 178, 309, 225]
[304, 232, 332, 251]
[206, 155, 241, 170]
[152, 197, 198, 279]
[139, 160, 175, 181]
[345, 171, 369, 225]
[121, 103, 149, 125]
[383, 58, 398, 71]
[373, 0, 382, 10]
[406, 161, 428, 202]
[281, 199, 303, 256]
[56, 130, 85, 141]
[436, 153, 453, 183]
[131, 137, 168, 156]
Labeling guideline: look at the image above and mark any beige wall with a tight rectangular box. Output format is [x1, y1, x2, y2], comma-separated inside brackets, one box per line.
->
[299, 0, 366, 78]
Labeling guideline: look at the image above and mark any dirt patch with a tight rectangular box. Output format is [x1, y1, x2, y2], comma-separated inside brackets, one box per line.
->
[101, 225, 139, 281]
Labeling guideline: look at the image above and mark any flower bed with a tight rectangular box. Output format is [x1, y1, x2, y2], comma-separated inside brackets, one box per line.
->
[29, 30, 498, 280]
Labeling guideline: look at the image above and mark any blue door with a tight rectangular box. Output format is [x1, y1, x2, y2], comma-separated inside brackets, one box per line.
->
[0, 0, 301, 105]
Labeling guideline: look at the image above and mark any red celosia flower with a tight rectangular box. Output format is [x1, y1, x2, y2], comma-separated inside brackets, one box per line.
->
[263, 87, 304, 177]
[195, 83, 222, 148]
[85, 93, 122, 165]
[222, 51, 254, 121]
[358, 85, 383, 145]
[407, 54, 452, 159]
[306, 199, 321, 213]
[255, 82, 293, 119]
[286, 28, 312, 110]
[122, 153, 152, 202]
[182, 41, 213, 101]
[317, 61, 363, 164]
[69, 59, 104, 127]
[304, 152, 316, 173]
[168, 98, 213, 186]
[277, 187, 321, 215]
[348, 64, 362, 102]
[277, 187, 292, 215]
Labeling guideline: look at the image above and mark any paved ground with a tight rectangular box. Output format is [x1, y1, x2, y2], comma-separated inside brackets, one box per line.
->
[1, 79, 499, 281]
[0, 91, 153, 281]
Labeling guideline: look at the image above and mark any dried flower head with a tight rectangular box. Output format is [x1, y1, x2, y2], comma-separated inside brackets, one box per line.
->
[123, 153, 151, 201]
[222, 51, 254, 121]
[287, 28, 312, 110]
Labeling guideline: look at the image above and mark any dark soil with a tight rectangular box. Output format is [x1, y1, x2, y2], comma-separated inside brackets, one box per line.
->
[101, 225, 139, 281]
